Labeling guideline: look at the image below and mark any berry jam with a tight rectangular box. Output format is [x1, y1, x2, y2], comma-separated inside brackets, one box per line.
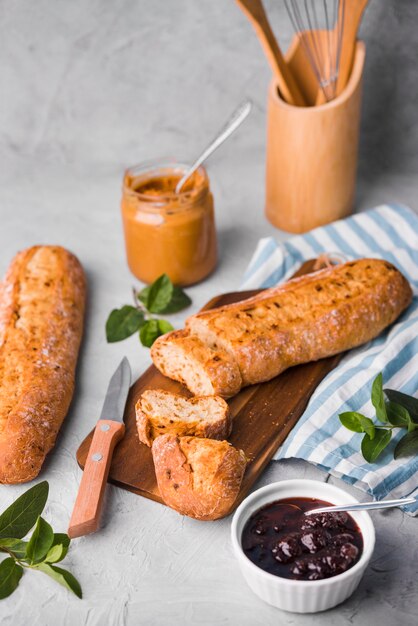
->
[241, 497, 363, 581]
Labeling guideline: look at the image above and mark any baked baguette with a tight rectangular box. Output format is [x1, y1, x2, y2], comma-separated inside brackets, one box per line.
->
[136, 389, 231, 446]
[152, 259, 412, 396]
[151, 329, 242, 397]
[0, 245, 86, 484]
[152, 434, 246, 520]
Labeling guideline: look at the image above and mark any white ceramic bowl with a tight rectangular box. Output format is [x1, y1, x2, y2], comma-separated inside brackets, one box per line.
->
[231, 479, 375, 613]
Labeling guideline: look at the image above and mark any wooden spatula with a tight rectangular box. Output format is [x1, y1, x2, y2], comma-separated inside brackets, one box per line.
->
[335, 0, 369, 97]
[235, 0, 306, 106]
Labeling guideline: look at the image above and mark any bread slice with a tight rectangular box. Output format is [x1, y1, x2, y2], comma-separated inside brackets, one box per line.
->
[151, 329, 242, 397]
[152, 434, 247, 520]
[135, 389, 231, 446]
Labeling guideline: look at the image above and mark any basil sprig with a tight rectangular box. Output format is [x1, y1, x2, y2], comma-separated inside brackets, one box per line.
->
[106, 274, 191, 348]
[0, 482, 81, 600]
[339, 373, 418, 463]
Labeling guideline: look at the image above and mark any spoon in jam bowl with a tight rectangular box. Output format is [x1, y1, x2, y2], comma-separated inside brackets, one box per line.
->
[305, 496, 416, 515]
[175, 99, 252, 194]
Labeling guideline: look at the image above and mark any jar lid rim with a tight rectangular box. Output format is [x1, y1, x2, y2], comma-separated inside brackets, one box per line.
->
[124, 159, 209, 205]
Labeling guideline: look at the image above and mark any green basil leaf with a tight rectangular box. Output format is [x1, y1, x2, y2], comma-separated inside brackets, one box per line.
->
[361, 428, 392, 463]
[44, 533, 70, 563]
[35, 563, 82, 598]
[0, 539, 28, 559]
[0, 481, 48, 540]
[139, 278, 191, 314]
[51, 533, 70, 551]
[139, 319, 167, 348]
[394, 431, 418, 459]
[371, 373, 388, 423]
[384, 389, 418, 423]
[339, 412, 364, 433]
[0, 558, 23, 599]
[157, 286, 191, 314]
[26, 516, 54, 563]
[157, 319, 174, 335]
[137, 284, 151, 308]
[140, 274, 173, 314]
[44, 544, 65, 564]
[106, 306, 145, 343]
[339, 412, 375, 439]
[408, 419, 418, 433]
[139, 319, 159, 347]
[385, 401, 410, 428]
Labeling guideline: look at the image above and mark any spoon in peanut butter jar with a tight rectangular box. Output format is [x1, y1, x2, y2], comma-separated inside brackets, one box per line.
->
[175, 99, 252, 194]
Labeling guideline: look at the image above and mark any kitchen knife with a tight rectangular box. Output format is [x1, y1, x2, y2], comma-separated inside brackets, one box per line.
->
[68, 357, 131, 538]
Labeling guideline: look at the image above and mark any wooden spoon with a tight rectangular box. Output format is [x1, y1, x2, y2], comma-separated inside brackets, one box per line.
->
[236, 0, 306, 106]
[335, 0, 369, 97]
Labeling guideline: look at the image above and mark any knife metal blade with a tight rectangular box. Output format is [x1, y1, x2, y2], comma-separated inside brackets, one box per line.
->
[99, 356, 131, 423]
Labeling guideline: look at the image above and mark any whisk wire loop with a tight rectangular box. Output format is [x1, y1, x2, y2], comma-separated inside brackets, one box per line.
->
[284, 0, 346, 102]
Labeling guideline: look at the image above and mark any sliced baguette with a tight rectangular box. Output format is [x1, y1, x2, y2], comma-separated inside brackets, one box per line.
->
[152, 259, 412, 396]
[135, 389, 231, 446]
[151, 329, 242, 398]
[152, 434, 247, 520]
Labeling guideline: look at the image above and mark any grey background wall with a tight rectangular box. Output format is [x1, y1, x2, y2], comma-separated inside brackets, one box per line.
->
[1, 1, 417, 188]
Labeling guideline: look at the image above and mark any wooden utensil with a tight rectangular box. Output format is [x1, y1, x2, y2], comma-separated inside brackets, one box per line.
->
[266, 40, 365, 232]
[283, 1, 368, 106]
[284, 1, 346, 105]
[235, 0, 306, 106]
[68, 357, 131, 538]
[335, 0, 369, 96]
[76, 260, 344, 517]
[284, 30, 326, 106]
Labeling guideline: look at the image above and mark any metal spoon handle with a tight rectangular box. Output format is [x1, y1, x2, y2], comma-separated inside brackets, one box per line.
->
[175, 99, 252, 194]
[305, 496, 416, 515]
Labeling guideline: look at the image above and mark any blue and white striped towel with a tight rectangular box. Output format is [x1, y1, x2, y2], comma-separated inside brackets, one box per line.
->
[241, 204, 418, 515]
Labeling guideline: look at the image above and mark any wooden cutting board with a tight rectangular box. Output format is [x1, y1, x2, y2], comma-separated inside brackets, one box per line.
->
[77, 259, 343, 516]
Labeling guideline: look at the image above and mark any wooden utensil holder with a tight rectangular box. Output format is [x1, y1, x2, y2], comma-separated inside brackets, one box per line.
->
[265, 40, 366, 233]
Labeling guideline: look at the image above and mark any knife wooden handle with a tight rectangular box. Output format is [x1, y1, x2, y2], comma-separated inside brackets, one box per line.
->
[68, 419, 125, 538]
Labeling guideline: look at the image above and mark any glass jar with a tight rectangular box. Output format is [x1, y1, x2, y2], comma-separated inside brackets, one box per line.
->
[121, 159, 218, 286]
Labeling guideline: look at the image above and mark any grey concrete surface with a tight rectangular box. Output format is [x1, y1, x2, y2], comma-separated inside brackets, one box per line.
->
[1, 1, 418, 624]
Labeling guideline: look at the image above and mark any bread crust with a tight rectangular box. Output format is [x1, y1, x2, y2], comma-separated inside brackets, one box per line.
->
[135, 389, 232, 446]
[152, 258, 412, 396]
[151, 329, 242, 397]
[152, 434, 247, 520]
[0, 246, 86, 484]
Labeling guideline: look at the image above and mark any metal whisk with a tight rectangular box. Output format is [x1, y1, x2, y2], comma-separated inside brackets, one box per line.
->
[283, 0, 346, 102]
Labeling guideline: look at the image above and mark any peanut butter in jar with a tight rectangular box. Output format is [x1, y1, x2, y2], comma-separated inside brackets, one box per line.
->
[121, 160, 217, 286]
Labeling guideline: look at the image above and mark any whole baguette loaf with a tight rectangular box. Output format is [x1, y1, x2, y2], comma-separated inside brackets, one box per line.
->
[152, 434, 246, 520]
[0, 246, 86, 484]
[136, 389, 231, 446]
[152, 259, 412, 397]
